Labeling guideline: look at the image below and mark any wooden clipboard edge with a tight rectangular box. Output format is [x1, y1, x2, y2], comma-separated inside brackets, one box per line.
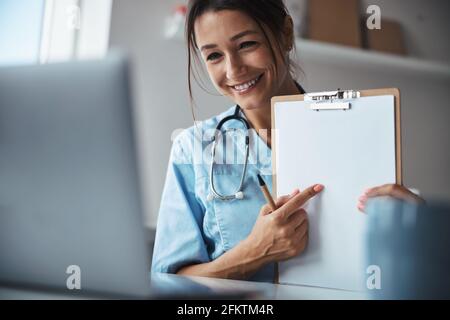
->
[270, 87, 402, 284]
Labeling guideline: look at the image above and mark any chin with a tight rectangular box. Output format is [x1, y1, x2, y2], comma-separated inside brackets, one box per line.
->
[237, 96, 268, 111]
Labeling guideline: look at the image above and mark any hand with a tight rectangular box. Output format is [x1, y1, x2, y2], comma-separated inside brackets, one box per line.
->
[357, 183, 425, 212]
[246, 184, 324, 264]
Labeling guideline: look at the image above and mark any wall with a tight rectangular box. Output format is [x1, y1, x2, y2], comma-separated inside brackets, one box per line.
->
[360, 0, 450, 63]
[109, 0, 450, 227]
[285, 0, 450, 63]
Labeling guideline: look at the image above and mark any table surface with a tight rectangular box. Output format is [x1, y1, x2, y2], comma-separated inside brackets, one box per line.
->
[0, 273, 370, 300]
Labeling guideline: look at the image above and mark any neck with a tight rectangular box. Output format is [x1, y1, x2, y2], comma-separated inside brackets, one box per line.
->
[242, 77, 301, 147]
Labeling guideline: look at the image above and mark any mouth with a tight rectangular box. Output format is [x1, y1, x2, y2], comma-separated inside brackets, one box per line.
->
[229, 74, 263, 95]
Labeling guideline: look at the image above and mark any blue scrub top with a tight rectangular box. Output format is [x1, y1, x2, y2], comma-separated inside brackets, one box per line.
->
[151, 105, 275, 282]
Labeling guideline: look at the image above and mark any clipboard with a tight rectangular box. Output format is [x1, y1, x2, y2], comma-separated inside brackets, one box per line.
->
[271, 88, 402, 291]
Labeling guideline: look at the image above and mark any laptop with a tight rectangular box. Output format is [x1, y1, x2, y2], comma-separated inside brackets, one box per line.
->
[0, 54, 153, 298]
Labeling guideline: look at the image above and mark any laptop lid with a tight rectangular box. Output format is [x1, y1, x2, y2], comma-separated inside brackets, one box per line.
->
[0, 54, 151, 298]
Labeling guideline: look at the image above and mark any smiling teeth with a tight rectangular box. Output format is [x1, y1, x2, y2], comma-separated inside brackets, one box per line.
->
[234, 76, 259, 91]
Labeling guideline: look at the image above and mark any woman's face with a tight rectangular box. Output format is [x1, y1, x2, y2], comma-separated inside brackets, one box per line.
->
[194, 9, 291, 111]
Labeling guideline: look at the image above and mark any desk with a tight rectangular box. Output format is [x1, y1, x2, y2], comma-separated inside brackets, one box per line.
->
[0, 273, 369, 300]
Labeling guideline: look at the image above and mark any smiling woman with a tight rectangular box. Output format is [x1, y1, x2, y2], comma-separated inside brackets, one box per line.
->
[151, 0, 424, 283]
[151, 0, 317, 283]
[186, 0, 303, 125]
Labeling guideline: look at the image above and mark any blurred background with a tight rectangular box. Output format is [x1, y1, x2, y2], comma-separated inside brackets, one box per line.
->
[1, 0, 449, 230]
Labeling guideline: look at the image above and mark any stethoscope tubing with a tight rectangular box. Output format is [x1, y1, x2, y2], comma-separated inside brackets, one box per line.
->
[208, 105, 250, 201]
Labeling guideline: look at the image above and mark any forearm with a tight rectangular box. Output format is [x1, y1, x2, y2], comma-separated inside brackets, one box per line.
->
[176, 238, 267, 280]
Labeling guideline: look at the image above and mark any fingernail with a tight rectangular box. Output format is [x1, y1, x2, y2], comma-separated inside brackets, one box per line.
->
[359, 195, 367, 202]
[313, 184, 324, 192]
[290, 188, 299, 196]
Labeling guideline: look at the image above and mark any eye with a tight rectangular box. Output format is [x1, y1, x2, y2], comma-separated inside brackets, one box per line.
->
[207, 52, 222, 61]
[240, 41, 257, 49]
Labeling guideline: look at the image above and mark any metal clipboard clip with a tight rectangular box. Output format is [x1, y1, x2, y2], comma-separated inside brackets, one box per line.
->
[304, 89, 361, 111]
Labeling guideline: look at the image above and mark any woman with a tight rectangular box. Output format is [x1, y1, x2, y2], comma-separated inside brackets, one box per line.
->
[151, 0, 424, 282]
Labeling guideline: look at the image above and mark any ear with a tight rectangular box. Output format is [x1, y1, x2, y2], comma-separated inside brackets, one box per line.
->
[282, 15, 294, 51]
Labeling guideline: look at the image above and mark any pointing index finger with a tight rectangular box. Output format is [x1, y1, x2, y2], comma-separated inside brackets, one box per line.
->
[277, 184, 324, 219]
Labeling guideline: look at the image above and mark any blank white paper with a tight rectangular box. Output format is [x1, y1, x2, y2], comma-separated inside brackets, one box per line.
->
[275, 95, 396, 291]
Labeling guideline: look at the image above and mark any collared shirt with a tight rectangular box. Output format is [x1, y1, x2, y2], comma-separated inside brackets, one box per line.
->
[151, 105, 275, 282]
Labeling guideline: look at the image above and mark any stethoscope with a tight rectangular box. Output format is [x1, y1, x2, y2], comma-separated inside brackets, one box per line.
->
[207, 105, 250, 201]
[206, 83, 305, 202]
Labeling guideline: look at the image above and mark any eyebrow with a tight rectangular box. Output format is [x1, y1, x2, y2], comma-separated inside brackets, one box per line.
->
[200, 30, 259, 51]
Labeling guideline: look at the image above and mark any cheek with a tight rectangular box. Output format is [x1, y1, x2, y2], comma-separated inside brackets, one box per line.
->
[247, 48, 273, 70]
[205, 65, 224, 87]
[251, 49, 280, 82]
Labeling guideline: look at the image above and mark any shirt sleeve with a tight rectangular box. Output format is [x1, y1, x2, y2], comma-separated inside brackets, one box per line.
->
[151, 132, 209, 274]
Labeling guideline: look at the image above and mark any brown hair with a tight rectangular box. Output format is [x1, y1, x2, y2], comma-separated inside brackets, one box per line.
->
[186, 0, 302, 118]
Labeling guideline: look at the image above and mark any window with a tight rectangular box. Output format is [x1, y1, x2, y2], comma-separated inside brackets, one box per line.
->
[0, 0, 45, 66]
[40, 0, 113, 63]
[0, 0, 112, 66]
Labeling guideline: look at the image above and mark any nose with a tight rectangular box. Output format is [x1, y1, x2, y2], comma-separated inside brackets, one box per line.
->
[225, 53, 247, 81]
